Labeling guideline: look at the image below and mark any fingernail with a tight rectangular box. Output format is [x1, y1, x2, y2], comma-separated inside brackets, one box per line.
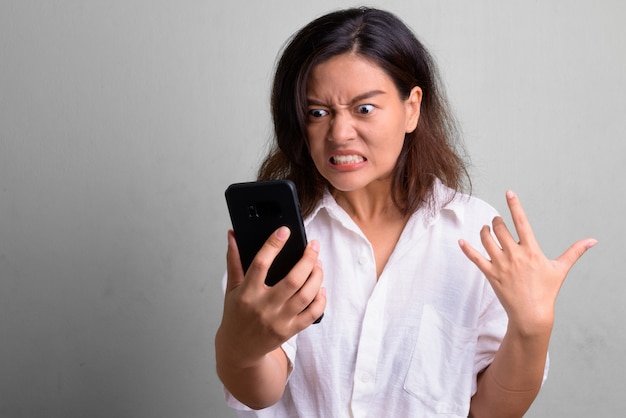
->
[586, 239, 598, 249]
[506, 190, 516, 199]
[276, 226, 290, 240]
[309, 240, 320, 252]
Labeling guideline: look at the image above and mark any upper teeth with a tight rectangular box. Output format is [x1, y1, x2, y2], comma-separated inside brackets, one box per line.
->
[332, 155, 364, 164]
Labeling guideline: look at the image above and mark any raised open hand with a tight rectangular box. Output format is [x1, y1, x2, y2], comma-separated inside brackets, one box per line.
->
[459, 191, 597, 334]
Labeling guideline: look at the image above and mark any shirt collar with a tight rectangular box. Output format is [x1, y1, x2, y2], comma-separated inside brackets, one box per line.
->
[304, 178, 467, 227]
[435, 178, 467, 222]
[304, 189, 348, 227]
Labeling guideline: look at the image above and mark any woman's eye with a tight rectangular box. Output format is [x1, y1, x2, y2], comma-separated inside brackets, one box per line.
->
[309, 109, 328, 118]
[357, 104, 375, 115]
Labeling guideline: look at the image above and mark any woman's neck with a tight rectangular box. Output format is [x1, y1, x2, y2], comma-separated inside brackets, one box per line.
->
[331, 182, 404, 224]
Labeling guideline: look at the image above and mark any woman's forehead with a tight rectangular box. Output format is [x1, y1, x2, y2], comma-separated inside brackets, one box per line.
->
[306, 53, 394, 99]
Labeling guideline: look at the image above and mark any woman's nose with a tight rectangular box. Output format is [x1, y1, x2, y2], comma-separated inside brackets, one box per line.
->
[328, 112, 355, 143]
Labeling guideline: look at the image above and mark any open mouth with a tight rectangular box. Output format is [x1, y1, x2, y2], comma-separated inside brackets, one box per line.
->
[330, 155, 366, 165]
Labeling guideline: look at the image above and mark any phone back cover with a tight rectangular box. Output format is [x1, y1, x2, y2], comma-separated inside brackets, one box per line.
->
[225, 180, 307, 286]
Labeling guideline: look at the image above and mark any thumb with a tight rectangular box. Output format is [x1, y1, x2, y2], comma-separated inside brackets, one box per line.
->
[225, 229, 245, 293]
[556, 238, 598, 272]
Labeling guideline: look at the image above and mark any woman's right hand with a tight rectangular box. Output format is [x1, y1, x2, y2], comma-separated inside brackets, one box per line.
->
[217, 225, 325, 369]
[215, 226, 325, 408]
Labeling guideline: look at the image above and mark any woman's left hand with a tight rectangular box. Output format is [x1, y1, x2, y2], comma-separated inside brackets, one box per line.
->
[459, 190, 597, 335]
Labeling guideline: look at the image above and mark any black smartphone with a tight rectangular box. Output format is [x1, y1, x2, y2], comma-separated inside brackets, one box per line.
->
[225, 180, 323, 324]
[225, 180, 308, 287]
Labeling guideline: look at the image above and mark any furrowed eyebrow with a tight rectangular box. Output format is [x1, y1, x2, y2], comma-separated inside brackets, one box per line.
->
[307, 90, 386, 107]
[350, 90, 386, 103]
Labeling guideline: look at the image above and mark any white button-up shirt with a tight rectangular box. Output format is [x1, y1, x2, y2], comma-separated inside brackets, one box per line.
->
[226, 180, 512, 417]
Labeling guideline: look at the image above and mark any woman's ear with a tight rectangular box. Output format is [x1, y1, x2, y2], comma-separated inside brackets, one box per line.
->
[405, 86, 422, 134]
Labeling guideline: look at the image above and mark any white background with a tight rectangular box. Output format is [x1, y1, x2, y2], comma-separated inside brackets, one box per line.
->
[1, 1, 623, 417]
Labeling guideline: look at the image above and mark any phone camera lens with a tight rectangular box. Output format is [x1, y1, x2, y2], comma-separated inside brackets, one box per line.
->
[248, 205, 259, 218]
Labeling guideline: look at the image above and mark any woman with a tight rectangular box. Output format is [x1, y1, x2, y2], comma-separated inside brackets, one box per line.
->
[215, 7, 596, 417]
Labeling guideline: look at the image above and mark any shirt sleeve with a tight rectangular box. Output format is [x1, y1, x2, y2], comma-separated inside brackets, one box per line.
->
[472, 286, 508, 395]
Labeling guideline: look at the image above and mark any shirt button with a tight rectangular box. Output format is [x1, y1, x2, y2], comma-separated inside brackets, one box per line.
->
[358, 256, 368, 265]
[360, 373, 372, 383]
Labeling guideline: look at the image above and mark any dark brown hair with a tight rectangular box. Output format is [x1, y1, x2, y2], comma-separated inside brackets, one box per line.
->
[258, 7, 470, 217]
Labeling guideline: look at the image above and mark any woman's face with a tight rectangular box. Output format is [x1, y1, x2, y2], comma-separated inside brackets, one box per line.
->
[305, 53, 421, 194]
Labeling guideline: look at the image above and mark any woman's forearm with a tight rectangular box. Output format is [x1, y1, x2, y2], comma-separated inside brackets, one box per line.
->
[469, 323, 552, 418]
[215, 326, 289, 410]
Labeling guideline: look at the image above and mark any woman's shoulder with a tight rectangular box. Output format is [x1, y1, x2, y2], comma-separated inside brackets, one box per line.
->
[432, 179, 499, 225]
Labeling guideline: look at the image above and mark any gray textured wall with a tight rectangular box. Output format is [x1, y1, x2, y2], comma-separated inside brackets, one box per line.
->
[1, 1, 623, 417]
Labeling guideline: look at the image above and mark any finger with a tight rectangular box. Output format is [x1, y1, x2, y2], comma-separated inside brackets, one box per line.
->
[298, 286, 327, 327]
[459, 238, 493, 277]
[505, 190, 539, 247]
[292, 259, 326, 328]
[225, 230, 245, 292]
[479, 222, 507, 258]
[556, 238, 598, 273]
[490, 216, 520, 253]
[273, 239, 321, 300]
[284, 256, 324, 319]
[245, 226, 292, 287]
